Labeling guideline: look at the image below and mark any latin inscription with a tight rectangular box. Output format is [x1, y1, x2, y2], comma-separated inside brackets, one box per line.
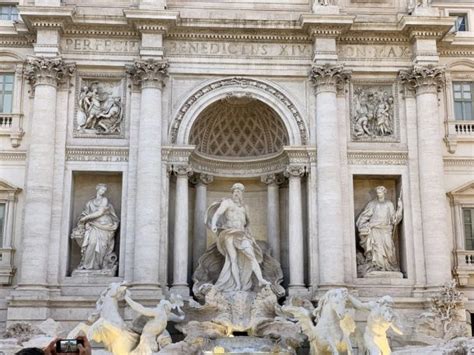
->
[62, 38, 140, 53]
[165, 41, 312, 58]
[338, 45, 411, 60]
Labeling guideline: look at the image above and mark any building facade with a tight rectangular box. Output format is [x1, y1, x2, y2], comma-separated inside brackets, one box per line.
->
[0, 0, 473, 343]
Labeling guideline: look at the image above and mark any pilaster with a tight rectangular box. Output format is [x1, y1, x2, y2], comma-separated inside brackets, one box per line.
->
[399, 65, 452, 287]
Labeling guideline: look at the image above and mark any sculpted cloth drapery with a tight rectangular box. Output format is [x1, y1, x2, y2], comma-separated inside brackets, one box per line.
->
[356, 186, 403, 274]
[71, 184, 119, 271]
[205, 183, 269, 292]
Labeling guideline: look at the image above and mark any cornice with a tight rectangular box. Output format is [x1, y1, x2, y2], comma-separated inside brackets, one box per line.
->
[167, 30, 310, 43]
[63, 26, 138, 38]
[0, 35, 33, 48]
[299, 14, 354, 38]
[338, 31, 409, 44]
[123, 9, 179, 34]
[439, 46, 474, 58]
[18, 6, 75, 32]
[398, 16, 455, 41]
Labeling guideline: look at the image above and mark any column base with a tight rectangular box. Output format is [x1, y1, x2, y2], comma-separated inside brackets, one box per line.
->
[287, 285, 309, 297]
[130, 283, 164, 300]
[170, 284, 190, 298]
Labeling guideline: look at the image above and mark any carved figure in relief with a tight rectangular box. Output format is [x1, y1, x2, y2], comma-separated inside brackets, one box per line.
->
[126, 294, 185, 355]
[71, 184, 119, 272]
[356, 186, 403, 276]
[207, 183, 270, 291]
[77, 82, 123, 135]
[352, 88, 394, 140]
[348, 295, 402, 355]
[283, 288, 356, 355]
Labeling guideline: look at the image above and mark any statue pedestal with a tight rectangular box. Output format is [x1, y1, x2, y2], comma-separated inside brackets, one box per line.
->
[202, 337, 295, 354]
[365, 271, 403, 279]
[71, 267, 117, 278]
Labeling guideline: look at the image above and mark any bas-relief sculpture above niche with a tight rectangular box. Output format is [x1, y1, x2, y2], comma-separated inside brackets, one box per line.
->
[69, 172, 122, 277]
[351, 83, 399, 143]
[353, 176, 405, 279]
[74, 74, 126, 138]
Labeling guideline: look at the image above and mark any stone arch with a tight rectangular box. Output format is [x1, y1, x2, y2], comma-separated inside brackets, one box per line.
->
[170, 77, 308, 146]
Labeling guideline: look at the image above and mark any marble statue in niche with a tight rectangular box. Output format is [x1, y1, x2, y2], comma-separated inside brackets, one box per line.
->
[76, 81, 123, 135]
[356, 185, 403, 277]
[71, 183, 119, 276]
[207, 183, 270, 291]
[352, 87, 395, 140]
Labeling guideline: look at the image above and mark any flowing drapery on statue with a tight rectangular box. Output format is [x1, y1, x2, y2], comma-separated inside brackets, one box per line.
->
[205, 183, 270, 292]
[356, 185, 403, 276]
[71, 183, 119, 272]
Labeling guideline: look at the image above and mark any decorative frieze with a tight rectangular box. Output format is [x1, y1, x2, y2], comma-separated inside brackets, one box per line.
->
[0, 151, 27, 161]
[399, 65, 445, 94]
[347, 151, 408, 165]
[74, 75, 126, 138]
[351, 84, 399, 142]
[309, 64, 351, 93]
[24, 57, 76, 87]
[65, 147, 129, 162]
[126, 59, 168, 88]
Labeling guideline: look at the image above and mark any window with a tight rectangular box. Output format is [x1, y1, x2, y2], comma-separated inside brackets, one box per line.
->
[453, 82, 474, 120]
[464, 208, 474, 250]
[0, 5, 18, 21]
[452, 14, 468, 32]
[0, 203, 4, 248]
[0, 74, 13, 113]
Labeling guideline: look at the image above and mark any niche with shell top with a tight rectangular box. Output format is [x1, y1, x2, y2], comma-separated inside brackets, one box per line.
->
[353, 175, 406, 279]
[68, 172, 123, 277]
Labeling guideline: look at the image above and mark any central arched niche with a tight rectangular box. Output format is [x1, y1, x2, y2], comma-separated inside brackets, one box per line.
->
[189, 96, 289, 158]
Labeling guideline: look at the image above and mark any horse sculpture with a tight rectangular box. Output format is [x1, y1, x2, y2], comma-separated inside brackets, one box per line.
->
[283, 288, 356, 355]
[68, 282, 139, 355]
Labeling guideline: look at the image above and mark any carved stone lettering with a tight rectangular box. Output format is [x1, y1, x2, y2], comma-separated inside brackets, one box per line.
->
[62, 38, 140, 54]
[165, 41, 312, 58]
[338, 45, 411, 60]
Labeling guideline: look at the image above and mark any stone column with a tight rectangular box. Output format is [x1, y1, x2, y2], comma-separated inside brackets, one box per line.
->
[172, 166, 193, 297]
[400, 65, 451, 286]
[261, 174, 282, 261]
[309, 64, 350, 287]
[192, 174, 213, 270]
[127, 60, 168, 293]
[19, 57, 75, 287]
[285, 166, 306, 294]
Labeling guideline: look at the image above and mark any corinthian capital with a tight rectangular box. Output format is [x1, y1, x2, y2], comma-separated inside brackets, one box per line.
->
[284, 165, 306, 178]
[126, 59, 168, 88]
[309, 64, 351, 92]
[172, 165, 193, 177]
[24, 57, 76, 87]
[399, 65, 445, 94]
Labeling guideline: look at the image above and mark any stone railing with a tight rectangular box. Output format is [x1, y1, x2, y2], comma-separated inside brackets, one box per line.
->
[454, 250, 474, 286]
[448, 120, 474, 136]
[0, 113, 24, 148]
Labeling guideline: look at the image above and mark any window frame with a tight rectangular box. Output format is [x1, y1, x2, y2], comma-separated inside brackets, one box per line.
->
[463, 207, 474, 250]
[451, 13, 469, 32]
[0, 73, 14, 114]
[452, 81, 474, 121]
[0, 5, 18, 21]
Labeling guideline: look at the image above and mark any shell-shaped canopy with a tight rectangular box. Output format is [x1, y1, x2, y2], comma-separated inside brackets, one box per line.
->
[189, 97, 289, 157]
